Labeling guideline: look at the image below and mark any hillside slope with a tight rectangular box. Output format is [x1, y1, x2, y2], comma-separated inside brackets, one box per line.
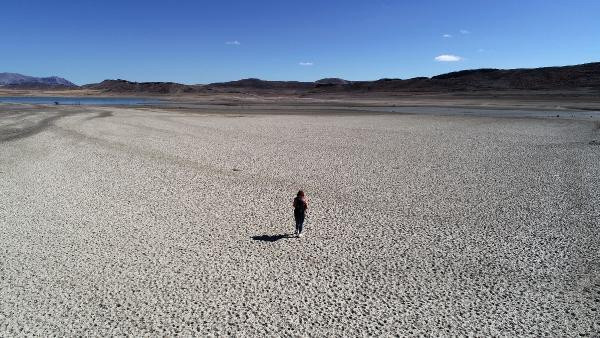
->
[0, 72, 76, 87]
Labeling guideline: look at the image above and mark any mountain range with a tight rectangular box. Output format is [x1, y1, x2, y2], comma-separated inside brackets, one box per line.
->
[0, 73, 76, 88]
[3, 62, 600, 94]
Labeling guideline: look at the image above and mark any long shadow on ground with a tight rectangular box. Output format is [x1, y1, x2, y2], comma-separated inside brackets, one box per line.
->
[251, 234, 295, 242]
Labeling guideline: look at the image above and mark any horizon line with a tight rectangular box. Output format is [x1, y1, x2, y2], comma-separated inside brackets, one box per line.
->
[3, 60, 598, 86]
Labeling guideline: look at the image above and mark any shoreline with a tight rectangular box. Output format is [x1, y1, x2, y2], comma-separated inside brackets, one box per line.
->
[3, 100, 600, 123]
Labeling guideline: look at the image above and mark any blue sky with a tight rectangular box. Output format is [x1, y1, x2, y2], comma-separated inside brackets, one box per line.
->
[1, 0, 599, 84]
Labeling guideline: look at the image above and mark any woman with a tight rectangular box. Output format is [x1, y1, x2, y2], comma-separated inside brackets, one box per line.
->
[293, 190, 308, 237]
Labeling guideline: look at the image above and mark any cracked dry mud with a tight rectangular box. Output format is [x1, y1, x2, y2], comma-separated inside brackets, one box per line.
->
[1, 105, 599, 336]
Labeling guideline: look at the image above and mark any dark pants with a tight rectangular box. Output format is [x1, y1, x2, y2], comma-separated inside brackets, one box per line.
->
[295, 212, 305, 234]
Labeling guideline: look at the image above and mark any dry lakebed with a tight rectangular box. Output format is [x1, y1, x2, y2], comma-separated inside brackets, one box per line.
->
[1, 102, 599, 336]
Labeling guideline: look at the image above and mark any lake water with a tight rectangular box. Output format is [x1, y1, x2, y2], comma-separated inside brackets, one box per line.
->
[0, 96, 162, 105]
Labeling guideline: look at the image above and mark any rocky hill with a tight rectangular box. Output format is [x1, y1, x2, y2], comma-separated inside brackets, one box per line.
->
[0, 72, 76, 88]
[204, 62, 600, 93]
[207, 78, 314, 90]
[428, 62, 600, 90]
[7, 62, 598, 94]
[315, 78, 350, 86]
[82, 79, 201, 94]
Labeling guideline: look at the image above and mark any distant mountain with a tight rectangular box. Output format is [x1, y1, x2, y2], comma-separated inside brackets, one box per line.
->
[82, 79, 200, 94]
[0, 72, 77, 87]
[208, 78, 314, 90]
[205, 62, 600, 93]
[315, 78, 350, 85]
[426, 62, 600, 90]
[77, 62, 600, 94]
[84, 78, 314, 94]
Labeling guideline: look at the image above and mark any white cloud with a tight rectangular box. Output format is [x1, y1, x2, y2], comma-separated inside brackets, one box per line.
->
[459, 29, 470, 34]
[225, 40, 240, 45]
[299, 62, 314, 66]
[435, 54, 463, 62]
[443, 34, 452, 38]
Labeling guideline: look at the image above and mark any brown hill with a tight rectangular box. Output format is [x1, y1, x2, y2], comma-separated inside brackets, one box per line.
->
[429, 62, 600, 90]
[207, 62, 600, 93]
[82, 79, 201, 94]
[208, 78, 314, 90]
[315, 78, 350, 85]
[78, 62, 600, 94]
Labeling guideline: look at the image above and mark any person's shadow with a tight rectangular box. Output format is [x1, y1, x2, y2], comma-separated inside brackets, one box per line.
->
[251, 233, 295, 242]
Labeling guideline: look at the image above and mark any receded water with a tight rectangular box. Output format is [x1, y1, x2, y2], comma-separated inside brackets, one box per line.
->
[0, 96, 162, 105]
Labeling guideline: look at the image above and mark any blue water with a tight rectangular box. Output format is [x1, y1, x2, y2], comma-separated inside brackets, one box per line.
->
[0, 96, 162, 105]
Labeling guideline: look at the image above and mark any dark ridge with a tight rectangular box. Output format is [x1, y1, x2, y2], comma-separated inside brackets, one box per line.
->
[208, 78, 314, 90]
[432, 69, 499, 80]
[375, 78, 404, 82]
[314, 78, 350, 88]
[428, 63, 600, 89]
[315, 78, 350, 85]
[70, 61, 600, 94]
[204, 62, 600, 93]
[82, 79, 201, 94]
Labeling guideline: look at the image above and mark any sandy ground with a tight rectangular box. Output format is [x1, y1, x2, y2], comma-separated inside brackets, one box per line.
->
[3, 87, 600, 111]
[1, 103, 599, 336]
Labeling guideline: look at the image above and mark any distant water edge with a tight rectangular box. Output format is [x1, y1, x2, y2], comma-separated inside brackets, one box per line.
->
[0, 96, 162, 106]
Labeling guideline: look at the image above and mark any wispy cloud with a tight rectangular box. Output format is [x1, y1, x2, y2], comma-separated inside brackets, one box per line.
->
[477, 48, 485, 53]
[443, 34, 452, 38]
[299, 62, 314, 66]
[435, 54, 462, 62]
[459, 29, 470, 34]
[225, 40, 240, 45]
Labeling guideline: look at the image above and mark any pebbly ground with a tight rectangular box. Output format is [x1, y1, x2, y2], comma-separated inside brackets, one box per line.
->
[0, 105, 599, 336]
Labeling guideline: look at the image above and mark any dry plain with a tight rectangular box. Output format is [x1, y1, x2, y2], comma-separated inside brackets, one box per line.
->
[0, 102, 599, 336]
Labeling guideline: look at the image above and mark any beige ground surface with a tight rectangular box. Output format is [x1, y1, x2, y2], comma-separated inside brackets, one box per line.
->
[2, 88, 600, 111]
[1, 103, 599, 336]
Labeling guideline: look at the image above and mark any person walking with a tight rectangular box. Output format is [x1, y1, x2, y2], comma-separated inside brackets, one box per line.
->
[293, 190, 308, 237]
